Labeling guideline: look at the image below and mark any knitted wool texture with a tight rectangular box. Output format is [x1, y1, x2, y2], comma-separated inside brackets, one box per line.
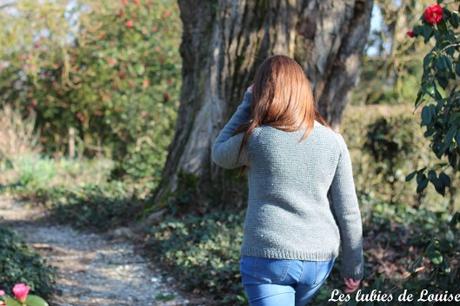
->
[211, 90, 364, 280]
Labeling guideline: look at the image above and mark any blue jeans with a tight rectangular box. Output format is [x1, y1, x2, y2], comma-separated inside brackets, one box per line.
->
[239, 255, 335, 306]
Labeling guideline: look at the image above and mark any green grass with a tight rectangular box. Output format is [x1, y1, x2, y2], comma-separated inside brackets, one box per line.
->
[0, 155, 114, 196]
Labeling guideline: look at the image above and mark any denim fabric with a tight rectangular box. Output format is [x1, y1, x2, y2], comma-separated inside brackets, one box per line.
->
[240, 255, 335, 306]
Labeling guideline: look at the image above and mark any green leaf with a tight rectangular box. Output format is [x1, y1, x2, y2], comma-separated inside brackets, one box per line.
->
[433, 83, 444, 100]
[443, 55, 452, 73]
[437, 19, 448, 32]
[421, 106, 433, 125]
[435, 55, 448, 71]
[448, 152, 458, 168]
[430, 250, 443, 265]
[420, 24, 434, 42]
[427, 169, 437, 182]
[416, 173, 428, 193]
[446, 45, 455, 56]
[448, 113, 460, 125]
[25, 295, 49, 306]
[423, 83, 436, 99]
[449, 12, 460, 28]
[417, 178, 429, 193]
[455, 63, 460, 77]
[416, 172, 425, 184]
[436, 73, 449, 89]
[432, 177, 445, 195]
[405, 170, 417, 182]
[413, 25, 422, 37]
[4, 296, 22, 306]
[422, 53, 433, 71]
[450, 212, 460, 228]
[439, 171, 451, 187]
[415, 89, 425, 107]
[441, 126, 457, 153]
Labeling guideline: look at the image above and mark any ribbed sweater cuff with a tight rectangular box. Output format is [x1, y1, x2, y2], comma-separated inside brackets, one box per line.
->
[341, 266, 364, 280]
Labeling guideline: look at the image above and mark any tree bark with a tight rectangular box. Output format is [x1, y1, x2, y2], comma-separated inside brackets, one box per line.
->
[145, 0, 373, 220]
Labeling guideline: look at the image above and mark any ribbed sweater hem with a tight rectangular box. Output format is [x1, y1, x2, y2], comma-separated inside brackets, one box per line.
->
[240, 246, 339, 261]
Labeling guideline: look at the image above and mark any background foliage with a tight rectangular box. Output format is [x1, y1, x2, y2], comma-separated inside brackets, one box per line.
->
[0, 0, 181, 187]
[0, 0, 459, 305]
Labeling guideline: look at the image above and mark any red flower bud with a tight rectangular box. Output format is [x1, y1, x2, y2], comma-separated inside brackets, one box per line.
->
[406, 30, 415, 38]
[13, 283, 30, 303]
[424, 4, 443, 25]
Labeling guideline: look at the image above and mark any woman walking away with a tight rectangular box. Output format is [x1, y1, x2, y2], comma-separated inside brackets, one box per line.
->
[211, 54, 364, 306]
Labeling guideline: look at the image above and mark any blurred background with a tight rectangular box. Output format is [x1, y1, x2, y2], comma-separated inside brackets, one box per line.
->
[0, 0, 459, 305]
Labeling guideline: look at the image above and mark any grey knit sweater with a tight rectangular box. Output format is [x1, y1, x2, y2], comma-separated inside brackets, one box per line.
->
[211, 90, 364, 280]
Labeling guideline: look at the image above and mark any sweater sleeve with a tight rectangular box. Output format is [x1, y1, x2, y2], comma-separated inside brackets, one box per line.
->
[328, 133, 364, 280]
[211, 90, 252, 169]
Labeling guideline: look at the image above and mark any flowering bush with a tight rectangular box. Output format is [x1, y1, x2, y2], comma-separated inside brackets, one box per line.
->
[0, 0, 181, 183]
[402, 1, 460, 296]
[0, 283, 48, 306]
[405, 1, 460, 196]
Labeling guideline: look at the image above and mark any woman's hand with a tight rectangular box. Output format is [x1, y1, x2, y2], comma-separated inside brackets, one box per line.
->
[343, 278, 361, 293]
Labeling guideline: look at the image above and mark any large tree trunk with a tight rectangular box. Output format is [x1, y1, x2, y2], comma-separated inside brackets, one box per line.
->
[145, 0, 373, 221]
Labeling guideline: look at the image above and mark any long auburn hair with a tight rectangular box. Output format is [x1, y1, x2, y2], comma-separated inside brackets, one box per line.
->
[233, 54, 331, 176]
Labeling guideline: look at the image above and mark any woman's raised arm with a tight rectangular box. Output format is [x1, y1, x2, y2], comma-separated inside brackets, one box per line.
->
[211, 89, 253, 169]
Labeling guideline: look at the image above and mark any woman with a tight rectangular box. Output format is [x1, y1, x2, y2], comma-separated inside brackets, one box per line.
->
[211, 55, 364, 305]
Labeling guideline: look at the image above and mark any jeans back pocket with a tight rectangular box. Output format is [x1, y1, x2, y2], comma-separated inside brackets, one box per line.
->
[240, 255, 292, 285]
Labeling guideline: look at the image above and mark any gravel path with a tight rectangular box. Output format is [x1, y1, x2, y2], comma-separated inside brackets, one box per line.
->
[0, 196, 209, 306]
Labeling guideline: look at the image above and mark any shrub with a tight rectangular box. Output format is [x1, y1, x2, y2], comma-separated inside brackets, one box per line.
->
[41, 182, 144, 232]
[0, 227, 57, 299]
[342, 105, 460, 212]
[363, 116, 418, 204]
[146, 210, 247, 305]
[0, 0, 181, 185]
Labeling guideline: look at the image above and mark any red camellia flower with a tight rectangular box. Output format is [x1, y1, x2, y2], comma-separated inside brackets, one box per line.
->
[406, 30, 415, 38]
[424, 4, 443, 25]
[125, 20, 134, 28]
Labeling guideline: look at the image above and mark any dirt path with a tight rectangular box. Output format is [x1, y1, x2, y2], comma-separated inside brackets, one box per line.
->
[0, 196, 209, 306]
